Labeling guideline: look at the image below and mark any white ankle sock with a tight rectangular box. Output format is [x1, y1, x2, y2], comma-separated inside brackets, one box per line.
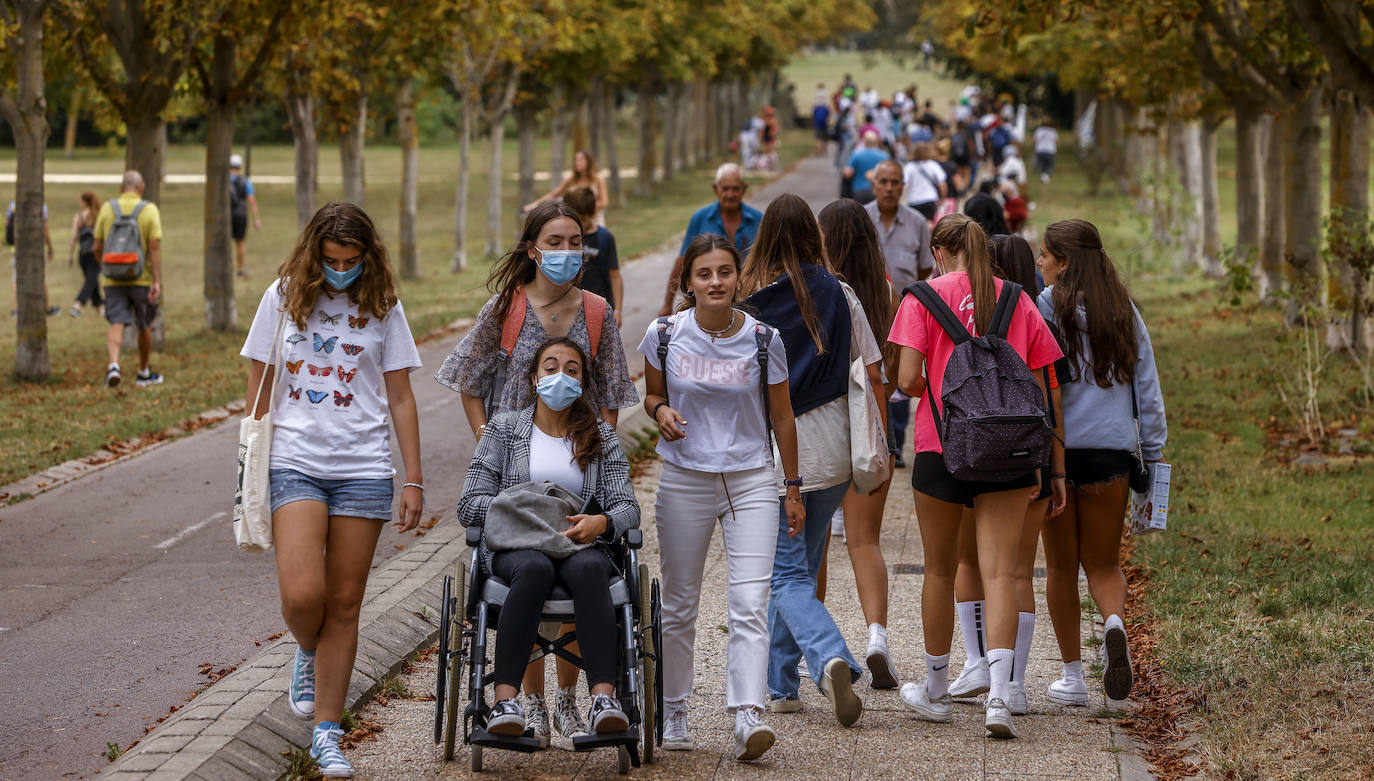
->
[1063, 660, 1084, 681]
[925, 653, 951, 697]
[868, 623, 888, 652]
[1104, 613, 1125, 634]
[955, 600, 985, 666]
[1011, 612, 1035, 686]
[986, 648, 1014, 703]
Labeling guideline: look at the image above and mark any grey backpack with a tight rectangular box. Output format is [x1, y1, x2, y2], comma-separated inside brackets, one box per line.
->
[101, 199, 149, 281]
[907, 280, 1050, 482]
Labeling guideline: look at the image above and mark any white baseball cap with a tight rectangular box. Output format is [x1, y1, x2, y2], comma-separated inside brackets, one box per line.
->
[229, 154, 244, 168]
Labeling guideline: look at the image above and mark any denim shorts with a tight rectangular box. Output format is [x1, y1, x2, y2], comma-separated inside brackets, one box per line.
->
[269, 468, 394, 520]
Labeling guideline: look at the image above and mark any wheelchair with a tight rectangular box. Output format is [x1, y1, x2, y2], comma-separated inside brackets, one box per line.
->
[434, 523, 663, 773]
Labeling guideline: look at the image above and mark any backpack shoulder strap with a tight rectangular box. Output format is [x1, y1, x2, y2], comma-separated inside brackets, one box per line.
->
[499, 287, 527, 356]
[907, 281, 969, 345]
[581, 290, 607, 361]
[129, 200, 148, 220]
[988, 281, 1022, 339]
[755, 322, 775, 447]
[109, 200, 123, 219]
[655, 314, 675, 406]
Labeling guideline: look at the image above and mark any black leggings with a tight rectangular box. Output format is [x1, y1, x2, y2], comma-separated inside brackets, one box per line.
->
[75, 252, 103, 307]
[491, 547, 617, 691]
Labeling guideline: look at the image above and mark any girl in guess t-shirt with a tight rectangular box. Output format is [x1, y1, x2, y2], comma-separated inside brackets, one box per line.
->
[241, 202, 424, 778]
[637, 233, 801, 763]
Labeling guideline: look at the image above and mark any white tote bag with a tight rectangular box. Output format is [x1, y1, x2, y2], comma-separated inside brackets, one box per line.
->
[234, 309, 286, 553]
[848, 357, 890, 495]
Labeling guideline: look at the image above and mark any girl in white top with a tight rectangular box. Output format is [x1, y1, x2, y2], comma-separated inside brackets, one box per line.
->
[240, 202, 423, 779]
[637, 233, 803, 763]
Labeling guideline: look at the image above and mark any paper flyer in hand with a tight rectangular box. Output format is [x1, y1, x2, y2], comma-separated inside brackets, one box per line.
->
[1129, 462, 1170, 535]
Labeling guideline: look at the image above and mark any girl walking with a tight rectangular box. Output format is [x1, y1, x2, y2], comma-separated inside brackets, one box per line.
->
[637, 233, 801, 761]
[68, 191, 102, 316]
[889, 214, 1062, 739]
[1037, 219, 1166, 705]
[524, 149, 610, 226]
[240, 202, 424, 777]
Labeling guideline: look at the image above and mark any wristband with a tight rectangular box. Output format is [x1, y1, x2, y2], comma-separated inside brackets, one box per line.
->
[1051, 473, 1066, 479]
[652, 401, 670, 420]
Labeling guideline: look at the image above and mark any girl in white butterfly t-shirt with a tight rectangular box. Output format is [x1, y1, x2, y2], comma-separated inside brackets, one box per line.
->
[239, 202, 423, 778]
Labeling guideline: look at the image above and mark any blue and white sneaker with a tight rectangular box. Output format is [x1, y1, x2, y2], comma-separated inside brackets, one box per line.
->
[311, 722, 354, 778]
[289, 648, 316, 719]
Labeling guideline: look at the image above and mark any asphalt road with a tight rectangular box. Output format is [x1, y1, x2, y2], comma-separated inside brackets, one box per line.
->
[0, 154, 839, 780]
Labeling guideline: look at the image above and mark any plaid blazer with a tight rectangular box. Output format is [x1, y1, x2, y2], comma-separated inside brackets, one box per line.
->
[457, 406, 640, 572]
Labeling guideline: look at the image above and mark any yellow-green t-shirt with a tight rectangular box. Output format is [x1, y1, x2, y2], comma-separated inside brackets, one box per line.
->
[94, 192, 163, 286]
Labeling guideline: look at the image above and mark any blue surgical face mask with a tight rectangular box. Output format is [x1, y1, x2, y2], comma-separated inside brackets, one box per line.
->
[535, 371, 583, 411]
[322, 262, 363, 289]
[536, 248, 584, 285]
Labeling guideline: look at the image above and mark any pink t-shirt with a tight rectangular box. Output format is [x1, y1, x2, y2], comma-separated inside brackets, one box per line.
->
[887, 272, 1063, 454]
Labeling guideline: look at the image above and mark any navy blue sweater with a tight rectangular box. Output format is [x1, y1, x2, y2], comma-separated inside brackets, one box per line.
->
[747, 264, 850, 416]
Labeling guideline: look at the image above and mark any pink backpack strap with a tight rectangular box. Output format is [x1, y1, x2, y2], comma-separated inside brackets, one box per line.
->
[500, 287, 527, 355]
[582, 290, 607, 361]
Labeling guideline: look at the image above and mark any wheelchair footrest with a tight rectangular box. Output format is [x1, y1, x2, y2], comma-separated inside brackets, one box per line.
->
[470, 727, 546, 753]
[571, 729, 640, 751]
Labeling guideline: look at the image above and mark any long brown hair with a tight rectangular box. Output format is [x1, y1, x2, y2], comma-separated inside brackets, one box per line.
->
[488, 200, 583, 322]
[930, 213, 995, 335]
[276, 202, 398, 330]
[740, 193, 830, 352]
[529, 337, 603, 469]
[677, 233, 743, 312]
[817, 199, 895, 366]
[1043, 219, 1138, 386]
[988, 234, 1039, 295]
[80, 190, 101, 216]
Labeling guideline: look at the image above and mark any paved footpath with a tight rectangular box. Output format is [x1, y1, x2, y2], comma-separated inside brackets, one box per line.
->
[345, 459, 1150, 780]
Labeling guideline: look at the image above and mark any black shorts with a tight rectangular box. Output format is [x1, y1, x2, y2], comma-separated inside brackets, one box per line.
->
[911, 452, 1038, 508]
[231, 213, 248, 241]
[814, 124, 829, 141]
[1065, 448, 1134, 487]
[910, 201, 937, 220]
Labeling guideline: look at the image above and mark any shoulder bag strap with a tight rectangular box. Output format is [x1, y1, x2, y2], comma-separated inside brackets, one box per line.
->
[755, 323, 774, 447]
[908, 281, 970, 345]
[581, 290, 606, 362]
[250, 308, 288, 417]
[988, 281, 1022, 339]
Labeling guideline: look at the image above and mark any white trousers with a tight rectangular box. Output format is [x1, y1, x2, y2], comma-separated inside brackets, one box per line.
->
[655, 463, 778, 711]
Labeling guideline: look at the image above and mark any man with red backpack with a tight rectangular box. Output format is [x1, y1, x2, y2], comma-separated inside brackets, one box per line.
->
[93, 170, 164, 388]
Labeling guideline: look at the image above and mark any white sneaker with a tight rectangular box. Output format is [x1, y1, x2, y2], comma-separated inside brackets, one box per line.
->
[830, 508, 846, 537]
[899, 680, 952, 723]
[865, 625, 899, 689]
[1047, 676, 1090, 706]
[767, 696, 803, 713]
[949, 659, 990, 698]
[553, 686, 588, 739]
[1007, 682, 1028, 715]
[733, 707, 776, 761]
[984, 698, 1017, 738]
[523, 693, 551, 748]
[662, 700, 693, 750]
[1102, 626, 1133, 701]
[820, 658, 863, 727]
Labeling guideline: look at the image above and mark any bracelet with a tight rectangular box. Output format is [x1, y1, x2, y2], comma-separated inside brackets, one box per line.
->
[1051, 473, 1066, 479]
[784, 496, 803, 504]
[404, 482, 425, 491]
[652, 401, 669, 420]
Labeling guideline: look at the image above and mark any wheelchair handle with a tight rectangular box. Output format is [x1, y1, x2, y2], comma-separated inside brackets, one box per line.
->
[625, 529, 643, 549]
[466, 525, 483, 547]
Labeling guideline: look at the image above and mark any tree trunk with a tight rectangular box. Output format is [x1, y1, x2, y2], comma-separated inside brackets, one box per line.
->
[551, 82, 568, 186]
[602, 83, 622, 208]
[1282, 90, 1325, 325]
[1260, 113, 1286, 302]
[572, 88, 590, 156]
[339, 93, 367, 206]
[1200, 119, 1223, 278]
[714, 80, 729, 158]
[452, 95, 472, 273]
[285, 63, 317, 230]
[677, 83, 691, 169]
[636, 79, 656, 197]
[662, 82, 677, 182]
[1234, 104, 1266, 283]
[1325, 84, 1373, 352]
[484, 118, 506, 258]
[202, 34, 237, 333]
[397, 79, 420, 279]
[1180, 120, 1205, 271]
[1, 0, 51, 380]
[63, 85, 81, 159]
[517, 101, 537, 226]
[1152, 121, 1172, 247]
[125, 115, 166, 204]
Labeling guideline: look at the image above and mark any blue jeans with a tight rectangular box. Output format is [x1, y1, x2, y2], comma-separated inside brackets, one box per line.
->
[888, 397, 910, 455]
[767, 481, 861, 700]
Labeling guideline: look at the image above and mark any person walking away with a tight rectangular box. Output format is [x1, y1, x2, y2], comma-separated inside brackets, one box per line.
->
[563, 187, 622, 326]
[948, 122, 974, 196]
[948, 235, 1067, 715]
[1033, 121, 1058, 183]
[435, 200, 638, 744]
[68, 191, 104, 317]
[1037, 219, 1167, 706]
[843, 131, 890, 206]
[1001, 180, 1029, 235]
[638, 234, 801, 761]
[524, 149, 610, 227]
[658, 163, 763, 317]
[964, 181, 1010, 237]
[903, 142, 948, 222]
[888, 214, 1062, 739]
[998, 145, 1028, 190]
[742, 194, 886, 725]
[93, 170, 163, 387]
[6, 199, 58, 317]
[240, 201, 425, 778]
[817, 199, 902, 687]
[812, 85, 832, 155]
[230, 154, 263, 279]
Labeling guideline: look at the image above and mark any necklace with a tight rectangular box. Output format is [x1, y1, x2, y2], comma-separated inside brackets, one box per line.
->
[533, 286, 575, 323]
[695, 308, 737, 343]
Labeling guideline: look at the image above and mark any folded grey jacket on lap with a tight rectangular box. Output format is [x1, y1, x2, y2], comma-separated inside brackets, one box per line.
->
[483, 481, 592, 559]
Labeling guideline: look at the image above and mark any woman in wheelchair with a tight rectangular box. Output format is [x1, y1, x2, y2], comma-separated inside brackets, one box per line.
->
[458, 337, 641, 739]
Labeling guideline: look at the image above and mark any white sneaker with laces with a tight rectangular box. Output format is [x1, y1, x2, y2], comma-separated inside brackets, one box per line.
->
[949, 658, 990, 698]
[866, 624, 899, 689]
[734, 707, 776, 761]
[662, 700, 693, 750]
[588, 693, 629, 734]
[984, 697, 1017, 739]
[1007, 682, 1028, 715]
[899, 680, 953, 722]
[487, 697, 526, 736]
[1048, 675, 1090, 706]
[553, 686, 588, 739]
[523, 693, 551, 748]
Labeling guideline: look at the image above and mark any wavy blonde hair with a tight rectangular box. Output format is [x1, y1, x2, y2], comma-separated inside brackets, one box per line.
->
[275, 202, 398, 330]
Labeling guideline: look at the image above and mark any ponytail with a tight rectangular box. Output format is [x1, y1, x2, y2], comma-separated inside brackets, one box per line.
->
[931, 213, 995, 335]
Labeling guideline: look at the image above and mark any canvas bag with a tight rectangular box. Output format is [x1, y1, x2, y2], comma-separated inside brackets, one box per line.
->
[234, 308, 286, 553]
[907, 280, 1051, 482]
[101, 199, 149, 281]
[848, 355, 889, 494]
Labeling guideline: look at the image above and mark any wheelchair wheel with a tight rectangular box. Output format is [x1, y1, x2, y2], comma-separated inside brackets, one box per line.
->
[443, 560, 466, 761]
[434, 573, 452, 745]
[652, 578, 664, 750]
[637, 564, 656, 765]
[618, 744, 631, 775]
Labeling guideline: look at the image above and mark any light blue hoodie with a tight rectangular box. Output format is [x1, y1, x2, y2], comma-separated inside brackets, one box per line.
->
[1037, 288, 1167, 460]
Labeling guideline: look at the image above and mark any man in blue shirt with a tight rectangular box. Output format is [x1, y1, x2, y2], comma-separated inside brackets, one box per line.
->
[229, 153, 262, 279]
[843, 131, 890, 205]
[659, 163, 763, 316]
